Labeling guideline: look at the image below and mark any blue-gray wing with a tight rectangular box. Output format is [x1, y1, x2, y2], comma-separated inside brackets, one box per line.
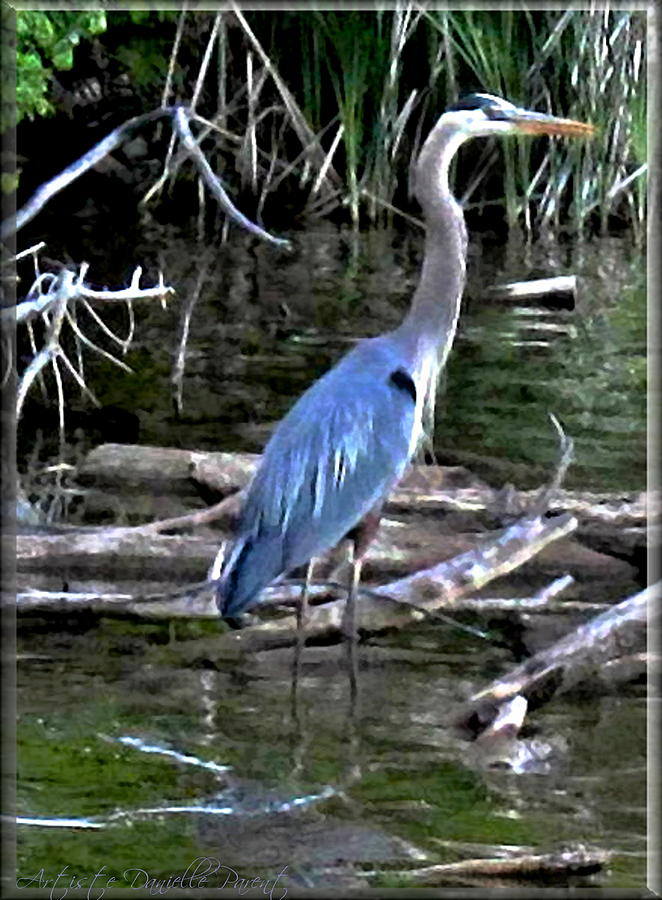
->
[218, 338, 418, 617]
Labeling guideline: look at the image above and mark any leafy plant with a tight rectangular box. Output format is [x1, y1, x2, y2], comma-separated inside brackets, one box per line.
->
[12, 11, 107, 128]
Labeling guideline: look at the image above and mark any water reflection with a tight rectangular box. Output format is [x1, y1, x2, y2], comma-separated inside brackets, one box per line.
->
[16, 614, 646, 888]
[20, 223, 642, 491]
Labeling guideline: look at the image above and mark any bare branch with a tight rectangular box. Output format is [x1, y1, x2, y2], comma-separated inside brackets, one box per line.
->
[10, 264, 174, 324]
[55, 346, 100, 407]
[3, 108, 174, 240]
[172, 259, 209, 416]
[191, 12, 222, 112]
[64, 307, 134, 374]
[2, 241, 46, 266]
[3, 105, 291, 251]
[14, 263, 174, 421]
[172, 107, 291, 248]
[16, 276, 71, 420]
[162, 8, 187, 107]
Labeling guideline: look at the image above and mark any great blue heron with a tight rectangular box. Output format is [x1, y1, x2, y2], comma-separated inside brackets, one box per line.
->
[215, 93, 592, 648]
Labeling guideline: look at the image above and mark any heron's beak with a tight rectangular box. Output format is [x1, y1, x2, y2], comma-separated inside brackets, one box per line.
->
[507, 108, 595, 138]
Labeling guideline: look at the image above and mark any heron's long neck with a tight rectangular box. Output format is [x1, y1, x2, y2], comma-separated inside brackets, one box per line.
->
[396, 120, 468, 368]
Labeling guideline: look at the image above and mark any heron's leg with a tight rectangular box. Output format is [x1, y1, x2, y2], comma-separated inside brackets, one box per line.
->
[291, 558, 315, 706]
[342, 551, 363, 704]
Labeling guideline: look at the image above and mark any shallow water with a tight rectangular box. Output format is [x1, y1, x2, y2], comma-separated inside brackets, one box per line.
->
[17, 614, 646, 890]
[15, 221, 648, 890]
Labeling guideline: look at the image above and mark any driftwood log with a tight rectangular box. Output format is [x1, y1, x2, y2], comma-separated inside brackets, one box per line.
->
[75, 443, 650, 563]
[17, 443, 645, 617]
[353, 842, 610, 886]
[15, 439, 653, 731]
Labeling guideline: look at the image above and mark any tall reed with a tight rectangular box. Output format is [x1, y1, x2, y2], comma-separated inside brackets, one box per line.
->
[153, 8, 647, 240]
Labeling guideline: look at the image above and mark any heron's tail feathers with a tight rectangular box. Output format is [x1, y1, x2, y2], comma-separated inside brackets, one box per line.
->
[215, 532, 284, 621]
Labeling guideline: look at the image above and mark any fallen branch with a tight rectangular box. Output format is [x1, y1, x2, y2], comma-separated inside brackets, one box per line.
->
[108, 495, 243, 537]
[77, 445, 259, 498]
[457, 583, 655, 735]
[77, 442, 652, 533]
[356, 844, 610, 885]
[206, 510, 579, 652]
[14, 572, 587, 622]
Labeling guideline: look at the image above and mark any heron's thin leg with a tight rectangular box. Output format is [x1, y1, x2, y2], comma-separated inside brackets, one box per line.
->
[291, 558, 315, 714]
[342, 552, 362, 705]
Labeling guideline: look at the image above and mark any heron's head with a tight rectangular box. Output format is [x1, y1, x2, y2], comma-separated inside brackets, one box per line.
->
[444, 92, 595, 141]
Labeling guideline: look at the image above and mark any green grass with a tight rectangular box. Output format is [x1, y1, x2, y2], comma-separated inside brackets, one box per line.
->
[240, 9, 647, 239]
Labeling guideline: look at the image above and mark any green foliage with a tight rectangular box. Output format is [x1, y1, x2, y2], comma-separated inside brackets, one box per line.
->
[314, 12, 391, 226]
[98, 12, 181, 106]
[13, 11, 107, 128]
[113, 38, 169, 95]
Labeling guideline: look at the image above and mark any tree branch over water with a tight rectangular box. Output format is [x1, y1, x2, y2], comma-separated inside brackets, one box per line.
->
[2, 106, 290, 249]
[14, 262, 173, 424]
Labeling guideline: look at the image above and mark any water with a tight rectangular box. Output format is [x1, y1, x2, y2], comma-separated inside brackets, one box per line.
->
[15, 221, 648, 890]
[18, 220, 645, 492]
[16, 618, 647, 890]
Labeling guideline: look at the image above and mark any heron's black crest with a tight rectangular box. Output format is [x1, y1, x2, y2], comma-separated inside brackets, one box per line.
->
[389, 369, 416, 403]
[446, 93, 513, 121]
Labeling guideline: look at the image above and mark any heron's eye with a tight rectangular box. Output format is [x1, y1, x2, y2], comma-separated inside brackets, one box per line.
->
[389, 369, 416, 403]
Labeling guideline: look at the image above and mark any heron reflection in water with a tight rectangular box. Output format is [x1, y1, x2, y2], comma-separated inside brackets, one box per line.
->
[214, 93, 593, 693]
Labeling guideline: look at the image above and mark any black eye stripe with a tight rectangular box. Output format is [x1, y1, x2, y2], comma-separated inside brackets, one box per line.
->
[389, 369, 416, 403]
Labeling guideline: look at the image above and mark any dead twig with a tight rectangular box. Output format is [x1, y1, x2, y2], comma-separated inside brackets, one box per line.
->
[230, 4, 342, 195]
[15, 265, 173, 423]
[171, 258, 210, 417]
[10, 263, 172, 324]
[171, 107, 290, 248]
